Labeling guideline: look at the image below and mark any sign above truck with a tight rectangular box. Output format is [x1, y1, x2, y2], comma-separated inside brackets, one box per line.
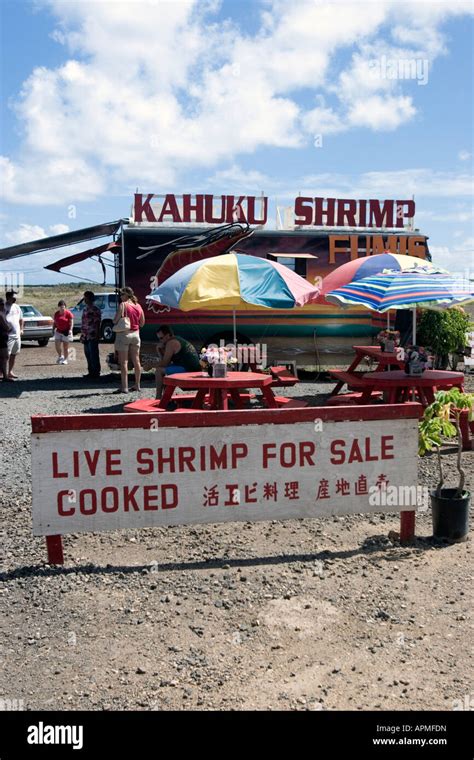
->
[132, 193, 416, 230]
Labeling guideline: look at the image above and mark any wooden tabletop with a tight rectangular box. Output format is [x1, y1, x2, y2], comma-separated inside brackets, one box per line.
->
[353, 345, 405, 363]
[360, 369, 464, 386]
[164, 371, 274, 389]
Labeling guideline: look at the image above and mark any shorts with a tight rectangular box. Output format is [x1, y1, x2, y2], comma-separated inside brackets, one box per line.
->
[165, 365, 186, 375]
[54, 330, 73, 343]
[7, 336, 21, 355]
[114, 331, 141, 352]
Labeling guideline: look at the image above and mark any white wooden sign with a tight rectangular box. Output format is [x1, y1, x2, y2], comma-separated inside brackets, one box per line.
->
[31, 417, 418, 537]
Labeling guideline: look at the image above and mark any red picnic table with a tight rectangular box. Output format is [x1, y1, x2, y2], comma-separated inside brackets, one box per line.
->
[339, 369, 464, 407]
[158, 371, 303, 411]
[330, 344, 405, 397]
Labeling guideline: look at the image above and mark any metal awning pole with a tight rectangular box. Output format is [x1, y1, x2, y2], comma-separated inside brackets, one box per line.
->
[412, 307, 417, 344]
[233, 309, 237, 345]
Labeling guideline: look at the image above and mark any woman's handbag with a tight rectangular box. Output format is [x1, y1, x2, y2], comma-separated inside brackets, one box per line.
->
[113, 304, 131, 333]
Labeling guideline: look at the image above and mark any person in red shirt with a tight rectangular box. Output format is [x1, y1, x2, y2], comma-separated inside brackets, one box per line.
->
[53, 300, 74, 365]
[112, 287, 145, 393]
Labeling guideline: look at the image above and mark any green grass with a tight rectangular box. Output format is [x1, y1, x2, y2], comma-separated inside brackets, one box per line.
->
[16, 283, 113, 318]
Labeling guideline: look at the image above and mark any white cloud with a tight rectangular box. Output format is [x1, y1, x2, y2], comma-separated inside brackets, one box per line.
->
[49, 224, 70, 235]
[458, 150, 472, 161]
[278, 168, 473, 200]
[4, 224, 48, 246]
[1, 0, 473, 205]
[4, 222, 70, 246]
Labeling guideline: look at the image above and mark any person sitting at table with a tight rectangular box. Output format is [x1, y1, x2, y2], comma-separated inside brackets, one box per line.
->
[154, 325, 201, 399]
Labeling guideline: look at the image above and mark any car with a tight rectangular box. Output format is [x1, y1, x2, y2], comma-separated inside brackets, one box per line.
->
[70, 292, 119, 342]
[19, 304, 54, 347]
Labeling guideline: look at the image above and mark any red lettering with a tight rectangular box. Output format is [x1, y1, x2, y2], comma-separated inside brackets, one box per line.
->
[80, 489, 97, 515]
[84, 449, 100, 476]
[299, 441, 316, 466]
[52, 453, 67, 478]
[136, 448, 153, 475]
[182, 194, 204, 223]
[101, 487, 119, 513]
[348, 439, 363, 463]
[280, 443, 296, 467]
[157, 448, 175, 473]
[314, 197, 336, 226]
[123, 486, 140, 511]
[368, 199, 394, 227]
[227, 195, 246, 223]
[178, 447, 196, 472]
[134, 193, 156, 222]
[143, 485, 159, 511]
[204, 194, 226, 223]
[262, 443, 277, 468]
[157, 194, 182, 223]
[231, 443, 248, 468]
[58, 490, 75, 516]
[294, 197, 313, 226]
[364, 437, 378, 461]
[336, 199, 357, 226]
[105, 449, 122, 476]
[209, 445, 227, 470]
[246, 196, 267, 225]
[381, 436, 394, 460]
[395, 200, 415, 228]
[162, 484, 178, 509]
[330, 439, 346, 465]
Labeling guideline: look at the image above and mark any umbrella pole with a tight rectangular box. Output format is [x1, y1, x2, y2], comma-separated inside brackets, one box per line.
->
[412, 307, 417, 344]
[233, 309, 237, 346]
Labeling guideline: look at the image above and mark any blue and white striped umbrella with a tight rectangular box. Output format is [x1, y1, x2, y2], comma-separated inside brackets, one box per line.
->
[325, 270, 474, 313]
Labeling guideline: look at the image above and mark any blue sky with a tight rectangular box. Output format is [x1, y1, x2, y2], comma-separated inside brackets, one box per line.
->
[0, 0, 472, 284]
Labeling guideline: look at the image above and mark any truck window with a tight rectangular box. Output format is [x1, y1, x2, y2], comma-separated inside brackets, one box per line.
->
[275, 257, 307, 277]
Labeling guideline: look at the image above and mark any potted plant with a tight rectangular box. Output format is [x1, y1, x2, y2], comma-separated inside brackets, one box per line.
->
[418, 388, 473, 541]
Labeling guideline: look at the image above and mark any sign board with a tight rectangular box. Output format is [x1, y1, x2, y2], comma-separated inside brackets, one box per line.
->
[31, 407, 420, 538]
[132, 193, 416, 229]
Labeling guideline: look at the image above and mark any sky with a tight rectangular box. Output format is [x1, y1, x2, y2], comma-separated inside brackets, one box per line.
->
[0, 0, 473, 285]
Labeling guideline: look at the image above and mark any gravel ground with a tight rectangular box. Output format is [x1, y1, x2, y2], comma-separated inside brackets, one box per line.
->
[0, 340, 472, 711]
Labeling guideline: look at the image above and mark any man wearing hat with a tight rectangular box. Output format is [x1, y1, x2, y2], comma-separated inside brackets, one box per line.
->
[4, 291, 24, 380]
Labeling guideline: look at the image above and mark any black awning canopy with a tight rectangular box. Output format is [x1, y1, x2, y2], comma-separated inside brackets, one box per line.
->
[0, 220, 125, 262]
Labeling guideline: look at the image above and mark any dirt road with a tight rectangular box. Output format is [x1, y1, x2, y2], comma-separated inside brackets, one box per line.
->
[0, 342, 472, 711]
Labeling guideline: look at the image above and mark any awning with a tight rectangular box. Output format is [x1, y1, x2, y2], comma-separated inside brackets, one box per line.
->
[44, 242, 120, 272]
[0, 220, 125, 262]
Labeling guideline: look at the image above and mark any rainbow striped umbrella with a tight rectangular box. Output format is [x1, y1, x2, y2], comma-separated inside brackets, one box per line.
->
[325, 269, 473, 342]
[325, 270, 473, 312]
[147, 251, 320, 343]
[318, 252, 439, 300]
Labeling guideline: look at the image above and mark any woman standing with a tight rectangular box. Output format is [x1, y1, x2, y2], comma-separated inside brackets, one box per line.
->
[113, 287, 145, 393]
[53, 300, 74, 364]
[0, 298, 11, 381]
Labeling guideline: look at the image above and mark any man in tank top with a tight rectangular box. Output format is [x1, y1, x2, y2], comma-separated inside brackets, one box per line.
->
[154, 325, 200, 399]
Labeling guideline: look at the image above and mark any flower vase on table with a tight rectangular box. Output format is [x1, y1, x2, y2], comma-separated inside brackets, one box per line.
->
[377, 329, 400, 353]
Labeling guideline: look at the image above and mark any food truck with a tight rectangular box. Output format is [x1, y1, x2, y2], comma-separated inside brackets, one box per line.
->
[0, 191, 430, 368]
[121, 193, 429, 367]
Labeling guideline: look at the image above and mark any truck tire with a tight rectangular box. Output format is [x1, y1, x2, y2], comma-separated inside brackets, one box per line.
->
[37, 338, 50, 347]
[101, 321, 114, 343]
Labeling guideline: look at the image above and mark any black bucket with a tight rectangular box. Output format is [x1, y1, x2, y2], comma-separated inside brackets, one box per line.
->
[431, 489, 470, 542]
